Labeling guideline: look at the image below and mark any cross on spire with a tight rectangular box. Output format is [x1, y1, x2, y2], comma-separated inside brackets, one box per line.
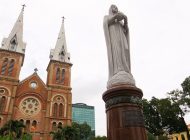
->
[22, 4, 26, 11]
[62, 16, 65, 22]
[34, 68, 38, 73]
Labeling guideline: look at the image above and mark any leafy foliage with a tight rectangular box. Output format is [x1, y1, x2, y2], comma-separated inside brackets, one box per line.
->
[50, 128, 65, 140]
[146, 131, 155, 140]
[167, 76, 190, 140]
[142, 98, 163, 135]
[51, 122, 92, 140]
[79, 122, 91, 140]
[143, 76, 190, 140]
[22, 133, 32, 140]
[0, 120, 32, 140]
[90, 136, 107, 140]
[143, 97, 186, 135]
[0, 120, 25, 139]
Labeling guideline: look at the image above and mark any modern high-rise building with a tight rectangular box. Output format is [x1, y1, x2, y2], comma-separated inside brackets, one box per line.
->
[0, 7, 72, 140]
[72, 103, 95, 134]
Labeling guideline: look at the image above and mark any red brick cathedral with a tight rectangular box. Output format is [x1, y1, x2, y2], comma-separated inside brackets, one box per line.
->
[0, 8, 72, 140]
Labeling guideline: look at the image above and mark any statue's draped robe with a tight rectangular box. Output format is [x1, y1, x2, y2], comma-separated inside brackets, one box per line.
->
[104, 14, 135, 88]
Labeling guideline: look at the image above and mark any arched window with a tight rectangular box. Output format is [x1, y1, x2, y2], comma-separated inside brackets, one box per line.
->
[20, 119, 24, 124]
[52, 122, 57, 131]
[19, 119, 24, 132]
[53, 103, 58, 117]
[10, 36, 17, 51]
[56, 68, 60, 83]
[59, 103, 63, 117]
[31, 120, 37, 132]
[1, 58, 8, 75]
[8, 59, 15, 76]
[181, 134, 186, 140]
[0, 96, 6, 112]
[26, 120, 30, 132]
[58, 122, 62, 128]
[60, 69, 65, 83]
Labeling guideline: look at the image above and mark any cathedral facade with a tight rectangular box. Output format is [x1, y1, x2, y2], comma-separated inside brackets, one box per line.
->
[0, 8, 72, 140]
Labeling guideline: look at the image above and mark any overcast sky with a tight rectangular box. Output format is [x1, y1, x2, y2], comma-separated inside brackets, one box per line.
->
[1, 0, 190, 136]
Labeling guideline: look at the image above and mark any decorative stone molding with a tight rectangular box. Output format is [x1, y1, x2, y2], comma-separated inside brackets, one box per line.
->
[0, 49, 24, 58]
[48, 84, 72, 90]
[105, 95, 142, 109]
[0, 76, 19, 83]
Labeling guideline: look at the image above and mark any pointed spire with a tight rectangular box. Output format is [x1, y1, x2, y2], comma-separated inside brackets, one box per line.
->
[50, 18, 70, 63]
[1, 5, 26, 54]
[22, 4, 26, 12]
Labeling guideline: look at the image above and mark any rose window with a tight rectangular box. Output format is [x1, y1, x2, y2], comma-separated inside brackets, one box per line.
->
[19, 97, 41, 116]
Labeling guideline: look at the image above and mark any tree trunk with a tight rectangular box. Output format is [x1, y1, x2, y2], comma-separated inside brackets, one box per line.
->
[155, 136, 159, 140]
[181, 117, 190, 140]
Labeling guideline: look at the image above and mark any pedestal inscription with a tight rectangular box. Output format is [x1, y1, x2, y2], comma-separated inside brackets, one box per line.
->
[122, 110, 144, 127]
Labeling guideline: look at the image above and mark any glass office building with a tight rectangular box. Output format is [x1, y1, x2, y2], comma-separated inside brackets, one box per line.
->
[72, 103, 95, 134]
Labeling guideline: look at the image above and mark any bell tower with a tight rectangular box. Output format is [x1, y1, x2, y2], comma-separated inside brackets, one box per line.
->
[47, 18, 71, 87]
[0, 7, 26, 122]
[46, 18, 72, 135]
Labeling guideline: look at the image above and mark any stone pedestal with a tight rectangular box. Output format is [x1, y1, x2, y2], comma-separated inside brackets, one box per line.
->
[102, 85, 147, 140]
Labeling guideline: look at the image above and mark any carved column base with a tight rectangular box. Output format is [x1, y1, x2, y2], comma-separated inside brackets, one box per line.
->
[102, 85, 147, 140]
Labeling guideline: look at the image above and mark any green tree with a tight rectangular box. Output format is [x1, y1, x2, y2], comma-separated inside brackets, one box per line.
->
[142, 98, 163, 136]
[22, 133, 32, 140]
[167, 76, 190, 140]
[80, 122, 91, 140]
[50, 122, 92, 140]
[91, 136, 107, 140]
[64, 125, 79, 140]
[157, 98, 185, 133]
[0, 135, 13, 140]
[157, 135, 168, 140]
[146, 131, 155, 140]
[72, 122, 91, 140]
[51, 128, 65, 140]
[71, 122, 81, 140]
[143, 97, 186, 138]
[0, 120, 25, 139]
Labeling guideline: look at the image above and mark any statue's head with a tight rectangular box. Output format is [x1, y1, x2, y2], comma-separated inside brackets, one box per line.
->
[109, 4, 118, 15]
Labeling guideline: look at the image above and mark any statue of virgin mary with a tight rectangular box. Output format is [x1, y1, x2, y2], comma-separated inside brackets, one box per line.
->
[103, 5, 135, 88]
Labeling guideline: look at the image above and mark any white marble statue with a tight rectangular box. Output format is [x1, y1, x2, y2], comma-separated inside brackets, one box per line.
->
[103, 5, 135, 88]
